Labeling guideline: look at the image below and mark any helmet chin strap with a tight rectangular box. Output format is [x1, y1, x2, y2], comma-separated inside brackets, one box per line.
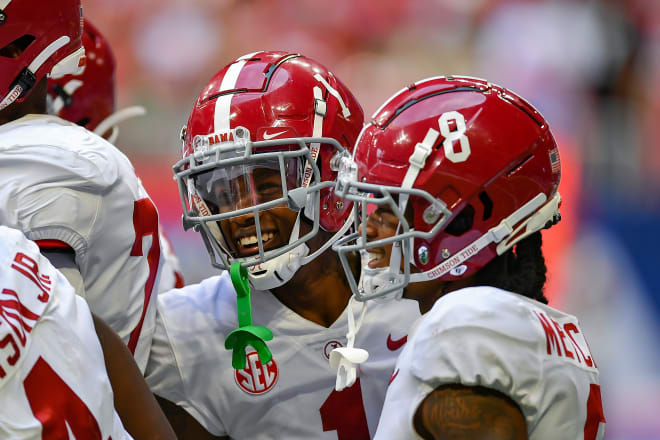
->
[361, 192, 559, 299]
[329, 295, 369, 391]
[249, 81, 333, 289]
[248, 198, 355, 290]
[408, 192, 559, 283]
[363, 127, 439, 300]
[48, 78, 82, 115]
[1, 35, 73, 110]
[246, 214, 310, 290]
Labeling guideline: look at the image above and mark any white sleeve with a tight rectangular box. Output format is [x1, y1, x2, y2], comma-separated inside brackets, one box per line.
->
[145, 287, 229, 436]
[144, 306, 189, 407]
[410, 289, 543, 417]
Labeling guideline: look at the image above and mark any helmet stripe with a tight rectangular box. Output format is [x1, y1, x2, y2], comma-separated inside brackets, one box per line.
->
[213, 51, 261, 132]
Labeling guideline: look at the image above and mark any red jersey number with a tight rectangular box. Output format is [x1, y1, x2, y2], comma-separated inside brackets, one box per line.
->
[584, 383, 605, 440]
[320, 378, 370, 440]
[127, 198, 161, 353]
[24, 357, 110, 440]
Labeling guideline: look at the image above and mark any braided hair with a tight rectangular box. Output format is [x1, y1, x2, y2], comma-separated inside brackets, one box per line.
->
[475, 231, 549, 304]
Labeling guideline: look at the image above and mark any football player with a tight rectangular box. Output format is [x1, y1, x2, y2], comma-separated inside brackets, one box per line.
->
[332, 76, 606, 439]
[145, 51, 420, 439]
[0, 226, 175, 439]
[0, 0, 163, 373]
[47, 18, 185, 293]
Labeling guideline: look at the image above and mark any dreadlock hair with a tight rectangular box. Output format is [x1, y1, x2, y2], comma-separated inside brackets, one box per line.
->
[474, 231, 549, 304]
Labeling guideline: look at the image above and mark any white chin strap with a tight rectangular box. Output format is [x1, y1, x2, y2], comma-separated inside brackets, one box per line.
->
[408, 192, 559, 283]
[361, 128, 439, 299]
[246, 243, 310, 290]
[247, 210, 353, 290]
[329, 295, 368, 391]
[48, 78, 82, 115]
[248, 78, 350, 289]
[360, 192, 560, 300]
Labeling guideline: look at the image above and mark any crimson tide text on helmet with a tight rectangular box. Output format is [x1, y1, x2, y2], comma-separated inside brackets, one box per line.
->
[0, 0, 85, 110]
[333, 75, 562, 301]
[173, 51, 364, 290]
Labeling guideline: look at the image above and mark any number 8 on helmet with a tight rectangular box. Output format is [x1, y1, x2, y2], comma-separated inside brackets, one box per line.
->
[333, 75, 562, 301]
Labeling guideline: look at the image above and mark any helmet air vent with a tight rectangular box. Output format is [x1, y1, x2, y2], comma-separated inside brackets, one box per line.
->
[0, 34, 35, 58]
[478, 191, 493, 221]
[445, 204, 474, 237]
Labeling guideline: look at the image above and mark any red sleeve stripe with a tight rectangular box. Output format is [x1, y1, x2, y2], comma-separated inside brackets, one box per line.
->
[174, 271, 185, 289]
[35, 239, 73, 251]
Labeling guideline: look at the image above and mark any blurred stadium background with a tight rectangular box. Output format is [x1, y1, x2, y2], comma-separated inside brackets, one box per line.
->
[83, 0, 659, 438]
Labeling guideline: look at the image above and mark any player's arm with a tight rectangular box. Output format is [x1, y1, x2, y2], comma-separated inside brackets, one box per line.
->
[155, 396, 228, 440]
[413, 384, 528, 440]
[92, 313, 177, 440]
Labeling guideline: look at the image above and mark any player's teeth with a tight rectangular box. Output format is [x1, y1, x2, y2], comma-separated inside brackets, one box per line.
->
[368, 251, 382, 261]
[239, 232, 275, 247]
[240, 236, 258, 246]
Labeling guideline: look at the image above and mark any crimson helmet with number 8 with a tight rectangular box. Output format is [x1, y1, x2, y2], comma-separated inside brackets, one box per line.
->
[174, 51, 364, 290]
[333, 75, 562, 301]
[0, 0, 85, 110]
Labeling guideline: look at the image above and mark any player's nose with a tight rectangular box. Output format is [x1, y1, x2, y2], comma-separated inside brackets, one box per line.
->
[358, 215, 379, 240]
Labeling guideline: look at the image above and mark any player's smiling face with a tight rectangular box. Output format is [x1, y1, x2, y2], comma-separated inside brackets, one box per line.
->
[361, 204, 402, 269]
[216, 168, 298, 258]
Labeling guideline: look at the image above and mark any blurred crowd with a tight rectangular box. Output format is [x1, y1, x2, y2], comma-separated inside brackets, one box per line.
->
[82, 1, 660, 438]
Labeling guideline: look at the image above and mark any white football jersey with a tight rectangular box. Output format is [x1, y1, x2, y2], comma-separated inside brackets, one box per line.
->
[146, 272, 420, 439]
[156, 229, 184, 292]
[0, 115, 163, 372]
[0, 226, 132, 439]
[375, 287, 605, 440]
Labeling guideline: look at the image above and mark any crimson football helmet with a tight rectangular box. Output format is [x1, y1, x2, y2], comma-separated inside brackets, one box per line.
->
[333, 76, 562, 301]
[0, 0, 85, 110]
[47, 19, 144, 143]
[174, 51, 364, 289]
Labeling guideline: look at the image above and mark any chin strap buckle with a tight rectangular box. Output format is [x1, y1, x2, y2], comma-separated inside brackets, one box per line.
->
[329, 296, 369, 391]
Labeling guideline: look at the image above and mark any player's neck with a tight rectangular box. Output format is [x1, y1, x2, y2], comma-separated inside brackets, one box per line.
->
[0, 78, 48, 125]
[270, 248, 356, 328]
[405, 276, 477, 314]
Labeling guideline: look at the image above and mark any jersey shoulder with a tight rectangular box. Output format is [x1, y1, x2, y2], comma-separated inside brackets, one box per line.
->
[0, 116, 145, 253]
[409, 287, 545, 395]
[0, 115, 128, 189]
[418, 286, 544, 341]
[0, 227, 57, 388]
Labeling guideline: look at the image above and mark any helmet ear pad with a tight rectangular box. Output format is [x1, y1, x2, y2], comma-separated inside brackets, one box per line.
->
[316, 146, 353, 232]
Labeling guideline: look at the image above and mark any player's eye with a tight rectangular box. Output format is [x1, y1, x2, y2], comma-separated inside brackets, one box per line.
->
[369, 207, 399, 229]
[257, 183, 283, 202]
